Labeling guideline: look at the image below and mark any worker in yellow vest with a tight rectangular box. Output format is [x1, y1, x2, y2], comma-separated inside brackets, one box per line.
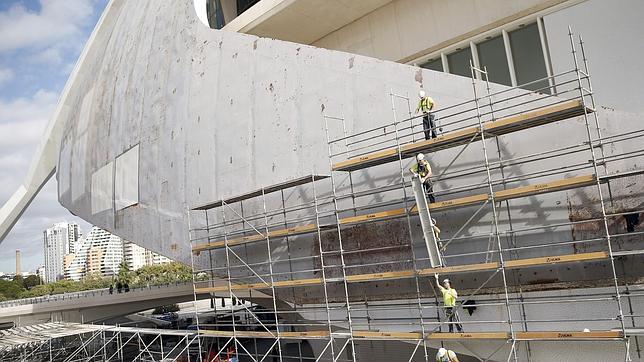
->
[416, 90, 437, 140]
[410, 153, 436, 203]
[435, 274, 463, 333]
[436, 348, 459, 362]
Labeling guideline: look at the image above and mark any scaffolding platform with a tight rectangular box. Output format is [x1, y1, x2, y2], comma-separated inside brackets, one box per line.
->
[199, 329, 622, 341]
[192, 173, 597, 252]
[194, 251, 609, 294]
[332, 99, 593, 172]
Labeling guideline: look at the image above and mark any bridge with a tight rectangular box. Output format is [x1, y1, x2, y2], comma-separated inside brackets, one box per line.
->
[0, 282, 203, 325]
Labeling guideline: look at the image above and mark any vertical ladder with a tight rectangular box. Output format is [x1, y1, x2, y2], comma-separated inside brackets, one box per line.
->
[411, 175, 442, 267]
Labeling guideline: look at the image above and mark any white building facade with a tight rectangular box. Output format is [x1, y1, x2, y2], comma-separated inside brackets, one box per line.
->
[42, 222, 80, 283]
[123, 240, 171, 271]
[83, 227, 123, 278]
[64, 230, 171, 280]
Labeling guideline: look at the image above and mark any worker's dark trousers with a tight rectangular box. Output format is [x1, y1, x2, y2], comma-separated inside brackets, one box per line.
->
[423, 180, 436, 203]
[445, 307, 463, 332]
[423, 113, 437, 140]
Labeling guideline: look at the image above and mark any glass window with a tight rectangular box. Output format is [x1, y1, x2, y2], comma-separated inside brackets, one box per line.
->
[237, 0, 260, 15]
[447, 47, 473, 78]
[509, 23, 550, 93]
[420, 58, 443, 72]
[206, 0, 225, 29]
[477, 35, 512, 86]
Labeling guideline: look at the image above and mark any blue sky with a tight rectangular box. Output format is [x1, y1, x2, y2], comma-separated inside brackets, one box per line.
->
[0, 0, 109, 273]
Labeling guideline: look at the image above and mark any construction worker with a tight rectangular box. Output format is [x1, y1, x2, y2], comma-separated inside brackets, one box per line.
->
[431, 218, 441, 240]
[416, 89, 437, 140]
[436, 347, 459, 362]
[410, 153, 436, 203]
[435, 274, 463, 333]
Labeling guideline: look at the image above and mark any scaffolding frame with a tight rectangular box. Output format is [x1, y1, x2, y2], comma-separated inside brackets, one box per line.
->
[0, 323, 201, 362]
[187, 29, 642, 362]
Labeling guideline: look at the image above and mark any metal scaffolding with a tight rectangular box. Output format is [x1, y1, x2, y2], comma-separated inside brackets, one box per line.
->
[188, 29, 643, 362]
[0, 322, 200, 362]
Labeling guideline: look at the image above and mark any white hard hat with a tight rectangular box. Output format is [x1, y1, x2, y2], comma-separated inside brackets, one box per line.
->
[443, 278, 450, 284]
[416, 153, 425, 161]
[419, 90, 426, 98]
[437, 348, 447, 357]
[583, 328, 590, 332]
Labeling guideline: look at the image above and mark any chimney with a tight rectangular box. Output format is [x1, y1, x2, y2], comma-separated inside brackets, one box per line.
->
[15, 250, 21, 276]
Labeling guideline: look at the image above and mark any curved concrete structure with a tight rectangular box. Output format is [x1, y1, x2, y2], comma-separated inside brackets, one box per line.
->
[0, 1, 641, 360]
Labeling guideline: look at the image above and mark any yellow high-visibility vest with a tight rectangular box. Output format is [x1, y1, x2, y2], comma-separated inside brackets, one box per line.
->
[417, 96, 435, 114]
[439, 286, 457, 307]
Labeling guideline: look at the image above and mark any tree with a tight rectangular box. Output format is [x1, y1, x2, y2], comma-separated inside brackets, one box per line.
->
[131, 262, 192, 287]
[80, 273, 110, 290]
[117, 261, 130, 284]
[21, 284, 51, 298]
[12, 275, 24, 288]
[23, 275, 42, 290]
[49, 279, 81, 295]
[0, 279, 24, 300]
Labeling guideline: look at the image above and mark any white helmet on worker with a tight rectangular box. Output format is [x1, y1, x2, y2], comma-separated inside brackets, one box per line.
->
[437, 348, 447, 357]
[443, 278, 450, 284]
[419, 89, 426, 99]
[416, 153, 425, 161]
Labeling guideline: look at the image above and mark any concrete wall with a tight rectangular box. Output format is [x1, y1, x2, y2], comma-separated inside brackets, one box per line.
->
[55, 0, 538, 264]
[311, 0, 569, 62]
[55, 0, 642, 287]
[543, 0, 644, 114]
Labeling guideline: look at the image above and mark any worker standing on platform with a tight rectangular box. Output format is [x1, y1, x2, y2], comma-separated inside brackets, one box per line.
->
[436, 347, 460, 362]
[416, 89, 437, 140]
[435, 275, 463, 333]
[410, 153, 436, 203]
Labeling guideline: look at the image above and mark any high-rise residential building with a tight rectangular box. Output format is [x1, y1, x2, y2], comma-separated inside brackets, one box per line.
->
[64, 237, 90, 281]
[43, 222, 80, 283]
[67, 223, 81, 253]
[123, 240, 171, 271]
[80, 227, 123, 278]
[36, 265, 45, 282]
[64, 230, 172, 280]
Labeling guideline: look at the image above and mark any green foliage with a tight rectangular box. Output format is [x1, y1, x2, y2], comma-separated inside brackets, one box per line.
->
[152, 303, 180, 314]
[0, 262, 193, 302]
[12, 275, 24, 289]
[20, 284, 52, 298]
[0, 279, 24, 300]
[129, 262, 193, 288]
[23, 275, 42, 290]
[49, 279, 82, 295]
[117, 261, 130, 283]
[80, 273, 111, 290]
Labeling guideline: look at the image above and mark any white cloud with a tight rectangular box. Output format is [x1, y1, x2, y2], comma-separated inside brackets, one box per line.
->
[0, 90, 57, 201]
[32, 47, 64, 65]
[0, 0, 94, 53]
[0, 68, 13, 86]
[0, 89, 90, 272]
[0, 0, 104, 273]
